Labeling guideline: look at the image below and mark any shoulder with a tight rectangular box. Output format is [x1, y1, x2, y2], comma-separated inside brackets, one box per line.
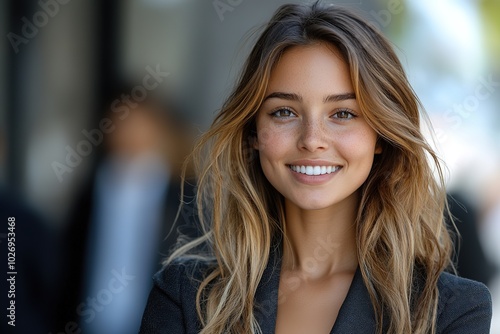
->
[436, 271, 492, 333]
[436, 271, 491, 311]
[140, 257, 214, 333]
[152, 257, 214, 302]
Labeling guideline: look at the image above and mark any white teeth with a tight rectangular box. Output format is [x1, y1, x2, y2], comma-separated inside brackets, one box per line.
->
[289, 165, 340, 176]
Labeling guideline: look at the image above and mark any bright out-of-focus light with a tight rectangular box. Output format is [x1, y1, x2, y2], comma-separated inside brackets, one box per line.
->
[408, 0, 485, 77]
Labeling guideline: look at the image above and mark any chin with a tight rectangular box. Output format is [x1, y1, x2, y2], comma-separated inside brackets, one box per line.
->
[289, 198, 335, 211]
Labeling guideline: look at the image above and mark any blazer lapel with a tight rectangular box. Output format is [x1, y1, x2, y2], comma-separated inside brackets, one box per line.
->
[254, 243, 282, 333]
[254, 242, 378, 333]
[330, 268, 377, 333]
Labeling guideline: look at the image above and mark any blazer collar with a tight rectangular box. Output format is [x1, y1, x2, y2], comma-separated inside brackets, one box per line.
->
[254, 241, 377, 333]
[330, 267, 377, 333]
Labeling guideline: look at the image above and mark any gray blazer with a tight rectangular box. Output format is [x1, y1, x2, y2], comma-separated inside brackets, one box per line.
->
[140, 245, 492, 333]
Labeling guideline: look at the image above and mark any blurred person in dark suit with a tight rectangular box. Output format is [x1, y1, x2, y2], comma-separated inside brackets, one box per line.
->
[447, 192, 496, 286]
[480, 174, 500, 333]
[481, 175, 500, 269]
[55, 89, 197, 334]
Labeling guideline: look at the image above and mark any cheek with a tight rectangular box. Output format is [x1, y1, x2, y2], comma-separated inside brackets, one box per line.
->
[337, 128, 378, 163]
[255, 124, 295, 180]
[255, 122, 291, 154]
[257, 129, 283, 161]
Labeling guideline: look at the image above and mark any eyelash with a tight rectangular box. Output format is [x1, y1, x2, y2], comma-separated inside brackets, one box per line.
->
[332, 109, 357, 120]
[269, 107, 357, 120]
[270, 107, 296, 118]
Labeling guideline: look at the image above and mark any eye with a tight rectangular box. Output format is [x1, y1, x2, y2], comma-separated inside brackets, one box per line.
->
[332, 109, 356, 120]
[270, 108, 296, 118]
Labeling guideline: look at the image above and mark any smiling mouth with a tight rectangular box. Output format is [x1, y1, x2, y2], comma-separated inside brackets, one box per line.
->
[288, 165, 342, 176]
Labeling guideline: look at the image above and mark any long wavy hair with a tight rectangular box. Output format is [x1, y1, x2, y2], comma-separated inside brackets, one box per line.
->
[169, 2, 453, 333]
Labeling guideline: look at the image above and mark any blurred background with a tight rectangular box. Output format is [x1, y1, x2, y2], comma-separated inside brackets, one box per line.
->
[0, 0, 499, 333]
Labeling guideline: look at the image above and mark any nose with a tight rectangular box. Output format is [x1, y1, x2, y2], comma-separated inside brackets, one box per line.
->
[297, 117, 329, 152]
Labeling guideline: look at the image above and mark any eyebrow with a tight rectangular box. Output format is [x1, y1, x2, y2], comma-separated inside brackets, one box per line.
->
[324, 92, 356, 103]
[263, 92, 356, 103]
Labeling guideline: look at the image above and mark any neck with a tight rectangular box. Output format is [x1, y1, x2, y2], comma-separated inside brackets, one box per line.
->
[281, 196, 358, 279]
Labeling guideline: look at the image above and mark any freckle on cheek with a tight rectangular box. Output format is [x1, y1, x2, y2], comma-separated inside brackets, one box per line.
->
[258, 127, 276, 147]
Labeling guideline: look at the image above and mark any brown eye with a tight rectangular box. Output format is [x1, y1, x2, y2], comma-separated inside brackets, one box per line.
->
[271, 108, 296, 118]
[332, 109, 355, 119]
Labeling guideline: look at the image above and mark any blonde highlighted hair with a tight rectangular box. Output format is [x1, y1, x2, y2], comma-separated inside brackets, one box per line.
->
[169, 2, 453, 333]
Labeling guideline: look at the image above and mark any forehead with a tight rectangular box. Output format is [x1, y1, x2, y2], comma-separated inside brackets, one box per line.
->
[267, 43, 353, 95]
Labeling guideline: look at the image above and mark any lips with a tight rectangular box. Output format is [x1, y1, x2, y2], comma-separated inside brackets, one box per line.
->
[288, 165, 342, 176]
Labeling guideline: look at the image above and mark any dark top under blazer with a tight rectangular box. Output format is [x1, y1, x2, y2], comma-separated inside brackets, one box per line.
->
[140, 244, 492, 334]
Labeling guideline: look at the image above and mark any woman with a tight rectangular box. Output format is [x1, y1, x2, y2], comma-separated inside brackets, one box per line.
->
[140, 2, 492, 333]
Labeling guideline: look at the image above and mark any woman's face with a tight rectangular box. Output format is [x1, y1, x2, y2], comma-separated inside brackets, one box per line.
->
[254, 43, 380, 211]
